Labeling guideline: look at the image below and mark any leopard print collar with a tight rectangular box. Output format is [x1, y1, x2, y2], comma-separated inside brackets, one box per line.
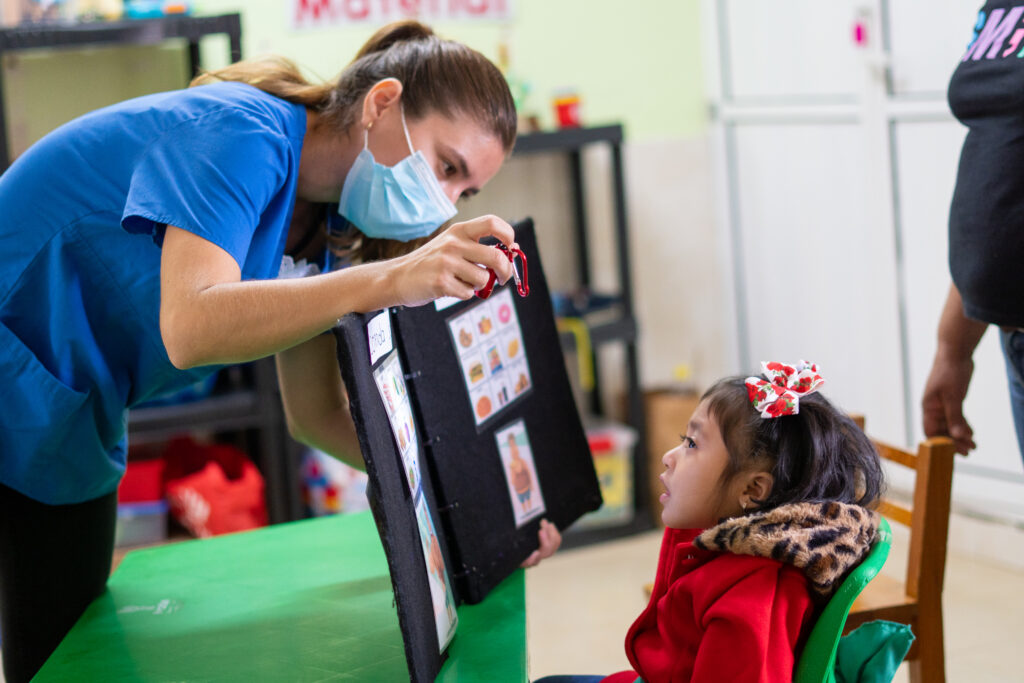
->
[693, 501, 879, 598]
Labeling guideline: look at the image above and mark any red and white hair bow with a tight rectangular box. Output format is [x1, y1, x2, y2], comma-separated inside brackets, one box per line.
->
[745, 360, 825, 419]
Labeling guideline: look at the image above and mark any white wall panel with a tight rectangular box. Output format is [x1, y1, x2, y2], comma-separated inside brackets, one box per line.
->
[722, 0, 864, 99]
[731, 124, 906, 446]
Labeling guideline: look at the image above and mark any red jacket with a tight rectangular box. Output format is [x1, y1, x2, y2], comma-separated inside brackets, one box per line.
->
[602, 528, 815, 683]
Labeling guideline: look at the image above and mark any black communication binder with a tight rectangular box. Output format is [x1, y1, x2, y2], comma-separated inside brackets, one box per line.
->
[334, 218, 602, 682]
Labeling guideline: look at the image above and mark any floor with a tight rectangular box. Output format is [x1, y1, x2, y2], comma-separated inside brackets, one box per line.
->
[4, 514, 1022, 682]
[526, 516, 1024, 682]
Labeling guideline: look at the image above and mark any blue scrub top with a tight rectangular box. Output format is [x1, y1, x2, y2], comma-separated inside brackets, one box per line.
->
[0, 82, 306, 505]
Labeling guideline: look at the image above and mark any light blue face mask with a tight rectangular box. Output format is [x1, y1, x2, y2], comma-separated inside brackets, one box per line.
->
[337, 107, 458, 242]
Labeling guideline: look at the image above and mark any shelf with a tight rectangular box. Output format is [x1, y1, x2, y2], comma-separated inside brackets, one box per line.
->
[0, 13, 243, 171]
[128, 390, 263, 442]
[513, 124, 624, 155]
[0, 13, 241, 52]
[559, 314, 638, 349]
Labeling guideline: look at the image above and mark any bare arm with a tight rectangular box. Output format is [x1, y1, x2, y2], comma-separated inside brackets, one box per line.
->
[275, 334, 364, 470]
[159, 216, 516, 369]
[921, 283, 988, 454]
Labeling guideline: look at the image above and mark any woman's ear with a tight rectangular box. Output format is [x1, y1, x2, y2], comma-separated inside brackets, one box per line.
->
[360, 78, 404, 129]
[739, 470, 774, 511]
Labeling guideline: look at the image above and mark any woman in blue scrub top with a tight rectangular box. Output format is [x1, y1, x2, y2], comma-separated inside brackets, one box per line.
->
[0, 21, 559, 682]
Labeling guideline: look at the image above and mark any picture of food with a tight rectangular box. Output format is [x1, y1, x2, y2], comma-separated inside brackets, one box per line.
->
[476, 395, 492, 418]
[449, 290, 532, 426]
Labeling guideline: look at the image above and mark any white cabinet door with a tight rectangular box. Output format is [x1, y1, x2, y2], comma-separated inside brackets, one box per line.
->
[710, 0, 1024, 521]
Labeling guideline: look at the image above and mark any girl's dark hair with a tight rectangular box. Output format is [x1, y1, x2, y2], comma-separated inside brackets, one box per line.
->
[702, 376, 884, 511]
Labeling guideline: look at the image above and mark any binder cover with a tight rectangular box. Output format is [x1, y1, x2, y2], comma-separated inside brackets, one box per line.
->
[334, 218, 602, 681]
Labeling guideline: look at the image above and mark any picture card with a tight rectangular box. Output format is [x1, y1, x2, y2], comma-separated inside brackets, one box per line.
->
[494, 419, 546, 527]
[414, 493, 458, 650]
[446, 288, 532, 427]
[372, 350, 421, 496]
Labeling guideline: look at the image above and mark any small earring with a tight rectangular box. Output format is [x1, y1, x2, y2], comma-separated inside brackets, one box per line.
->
[740, 500, 748, 511]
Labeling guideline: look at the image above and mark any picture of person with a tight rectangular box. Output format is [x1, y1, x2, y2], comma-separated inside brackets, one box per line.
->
[495, 420, 545, 527]
[508, 434, 533, 513]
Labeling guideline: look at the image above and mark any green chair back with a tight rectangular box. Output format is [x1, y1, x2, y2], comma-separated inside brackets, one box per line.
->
[793, 517, 893, 683]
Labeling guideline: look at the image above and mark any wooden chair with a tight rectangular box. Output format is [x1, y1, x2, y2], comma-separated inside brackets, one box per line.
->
[846, 417, 957, 683]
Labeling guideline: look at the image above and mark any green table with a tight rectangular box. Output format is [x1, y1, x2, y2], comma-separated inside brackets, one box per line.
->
[36, 511, 527, 682]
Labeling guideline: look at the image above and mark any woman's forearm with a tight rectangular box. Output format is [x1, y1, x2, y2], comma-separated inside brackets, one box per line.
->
[159, 225, 399, 368]
[160, 216, 516, 368]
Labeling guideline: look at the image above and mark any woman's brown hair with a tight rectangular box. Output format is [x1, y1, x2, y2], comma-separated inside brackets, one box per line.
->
[191, 20, 516, 262]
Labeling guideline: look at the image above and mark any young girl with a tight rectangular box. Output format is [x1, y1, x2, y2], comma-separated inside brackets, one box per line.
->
[536, 360, 884, 683]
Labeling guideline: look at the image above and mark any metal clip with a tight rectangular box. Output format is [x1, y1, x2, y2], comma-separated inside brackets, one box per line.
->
[476, 243, 529, 299]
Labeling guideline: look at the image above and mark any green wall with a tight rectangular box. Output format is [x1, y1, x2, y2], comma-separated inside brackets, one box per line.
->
[3, 0, 707, 155]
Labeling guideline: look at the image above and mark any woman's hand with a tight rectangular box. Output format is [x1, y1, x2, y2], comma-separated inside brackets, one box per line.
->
[383, 215, 518, 308]
[520, 519, 562, 568]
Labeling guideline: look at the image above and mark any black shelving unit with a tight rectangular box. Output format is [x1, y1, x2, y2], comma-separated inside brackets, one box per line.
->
[512, 124, 652, 546]
[0, 14, 305, 525]
[0, 12, 242, 170]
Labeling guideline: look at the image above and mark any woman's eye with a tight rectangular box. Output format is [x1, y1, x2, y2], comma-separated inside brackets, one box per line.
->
[680, 435, 696, 449]
[442, 160, 456, 177]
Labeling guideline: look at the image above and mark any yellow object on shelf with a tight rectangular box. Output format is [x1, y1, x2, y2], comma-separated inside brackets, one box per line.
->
[556, 316, 594, 392]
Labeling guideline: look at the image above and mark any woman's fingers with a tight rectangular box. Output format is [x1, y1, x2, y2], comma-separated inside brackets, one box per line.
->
[388, 215, 520, 306]
[457, 214, 515, 246]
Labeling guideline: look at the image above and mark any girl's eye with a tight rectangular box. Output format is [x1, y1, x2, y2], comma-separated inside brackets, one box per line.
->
[680, 435, 696, 449]
[442, 160, 457, 177]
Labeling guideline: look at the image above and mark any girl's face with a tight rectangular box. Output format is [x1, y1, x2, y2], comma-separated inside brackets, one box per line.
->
[659, 399, 746, 529]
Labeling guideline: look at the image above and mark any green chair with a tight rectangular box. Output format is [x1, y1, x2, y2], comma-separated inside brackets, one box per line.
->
[793, 517, 894, 683]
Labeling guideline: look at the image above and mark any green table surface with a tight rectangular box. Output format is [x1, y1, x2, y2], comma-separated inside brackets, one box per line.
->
[35, 511, 526, 682]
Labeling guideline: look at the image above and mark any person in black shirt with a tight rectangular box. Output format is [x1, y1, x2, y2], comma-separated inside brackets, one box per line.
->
[923, 1, 1024, 461]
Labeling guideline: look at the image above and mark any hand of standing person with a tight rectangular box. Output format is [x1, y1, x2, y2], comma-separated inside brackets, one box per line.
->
[921, 284, 987, 454]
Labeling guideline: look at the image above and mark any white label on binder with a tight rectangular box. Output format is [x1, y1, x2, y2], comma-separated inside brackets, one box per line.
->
[434, 295, 461, 311]
[367, 311, 393, 366]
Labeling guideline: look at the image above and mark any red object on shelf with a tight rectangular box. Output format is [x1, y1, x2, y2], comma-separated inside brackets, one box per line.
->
[553, 92, 581, 129]
[162, 436, 268, 538]
[119, 457, 166, 503]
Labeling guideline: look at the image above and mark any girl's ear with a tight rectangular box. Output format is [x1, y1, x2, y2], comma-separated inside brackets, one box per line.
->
[739, 470, 774, 511]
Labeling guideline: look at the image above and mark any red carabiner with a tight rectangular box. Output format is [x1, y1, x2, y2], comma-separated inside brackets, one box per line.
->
[476, 243, 530, 299]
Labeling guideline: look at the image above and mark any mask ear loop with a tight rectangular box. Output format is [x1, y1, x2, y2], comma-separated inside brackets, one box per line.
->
[399, 104, 416, 155]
